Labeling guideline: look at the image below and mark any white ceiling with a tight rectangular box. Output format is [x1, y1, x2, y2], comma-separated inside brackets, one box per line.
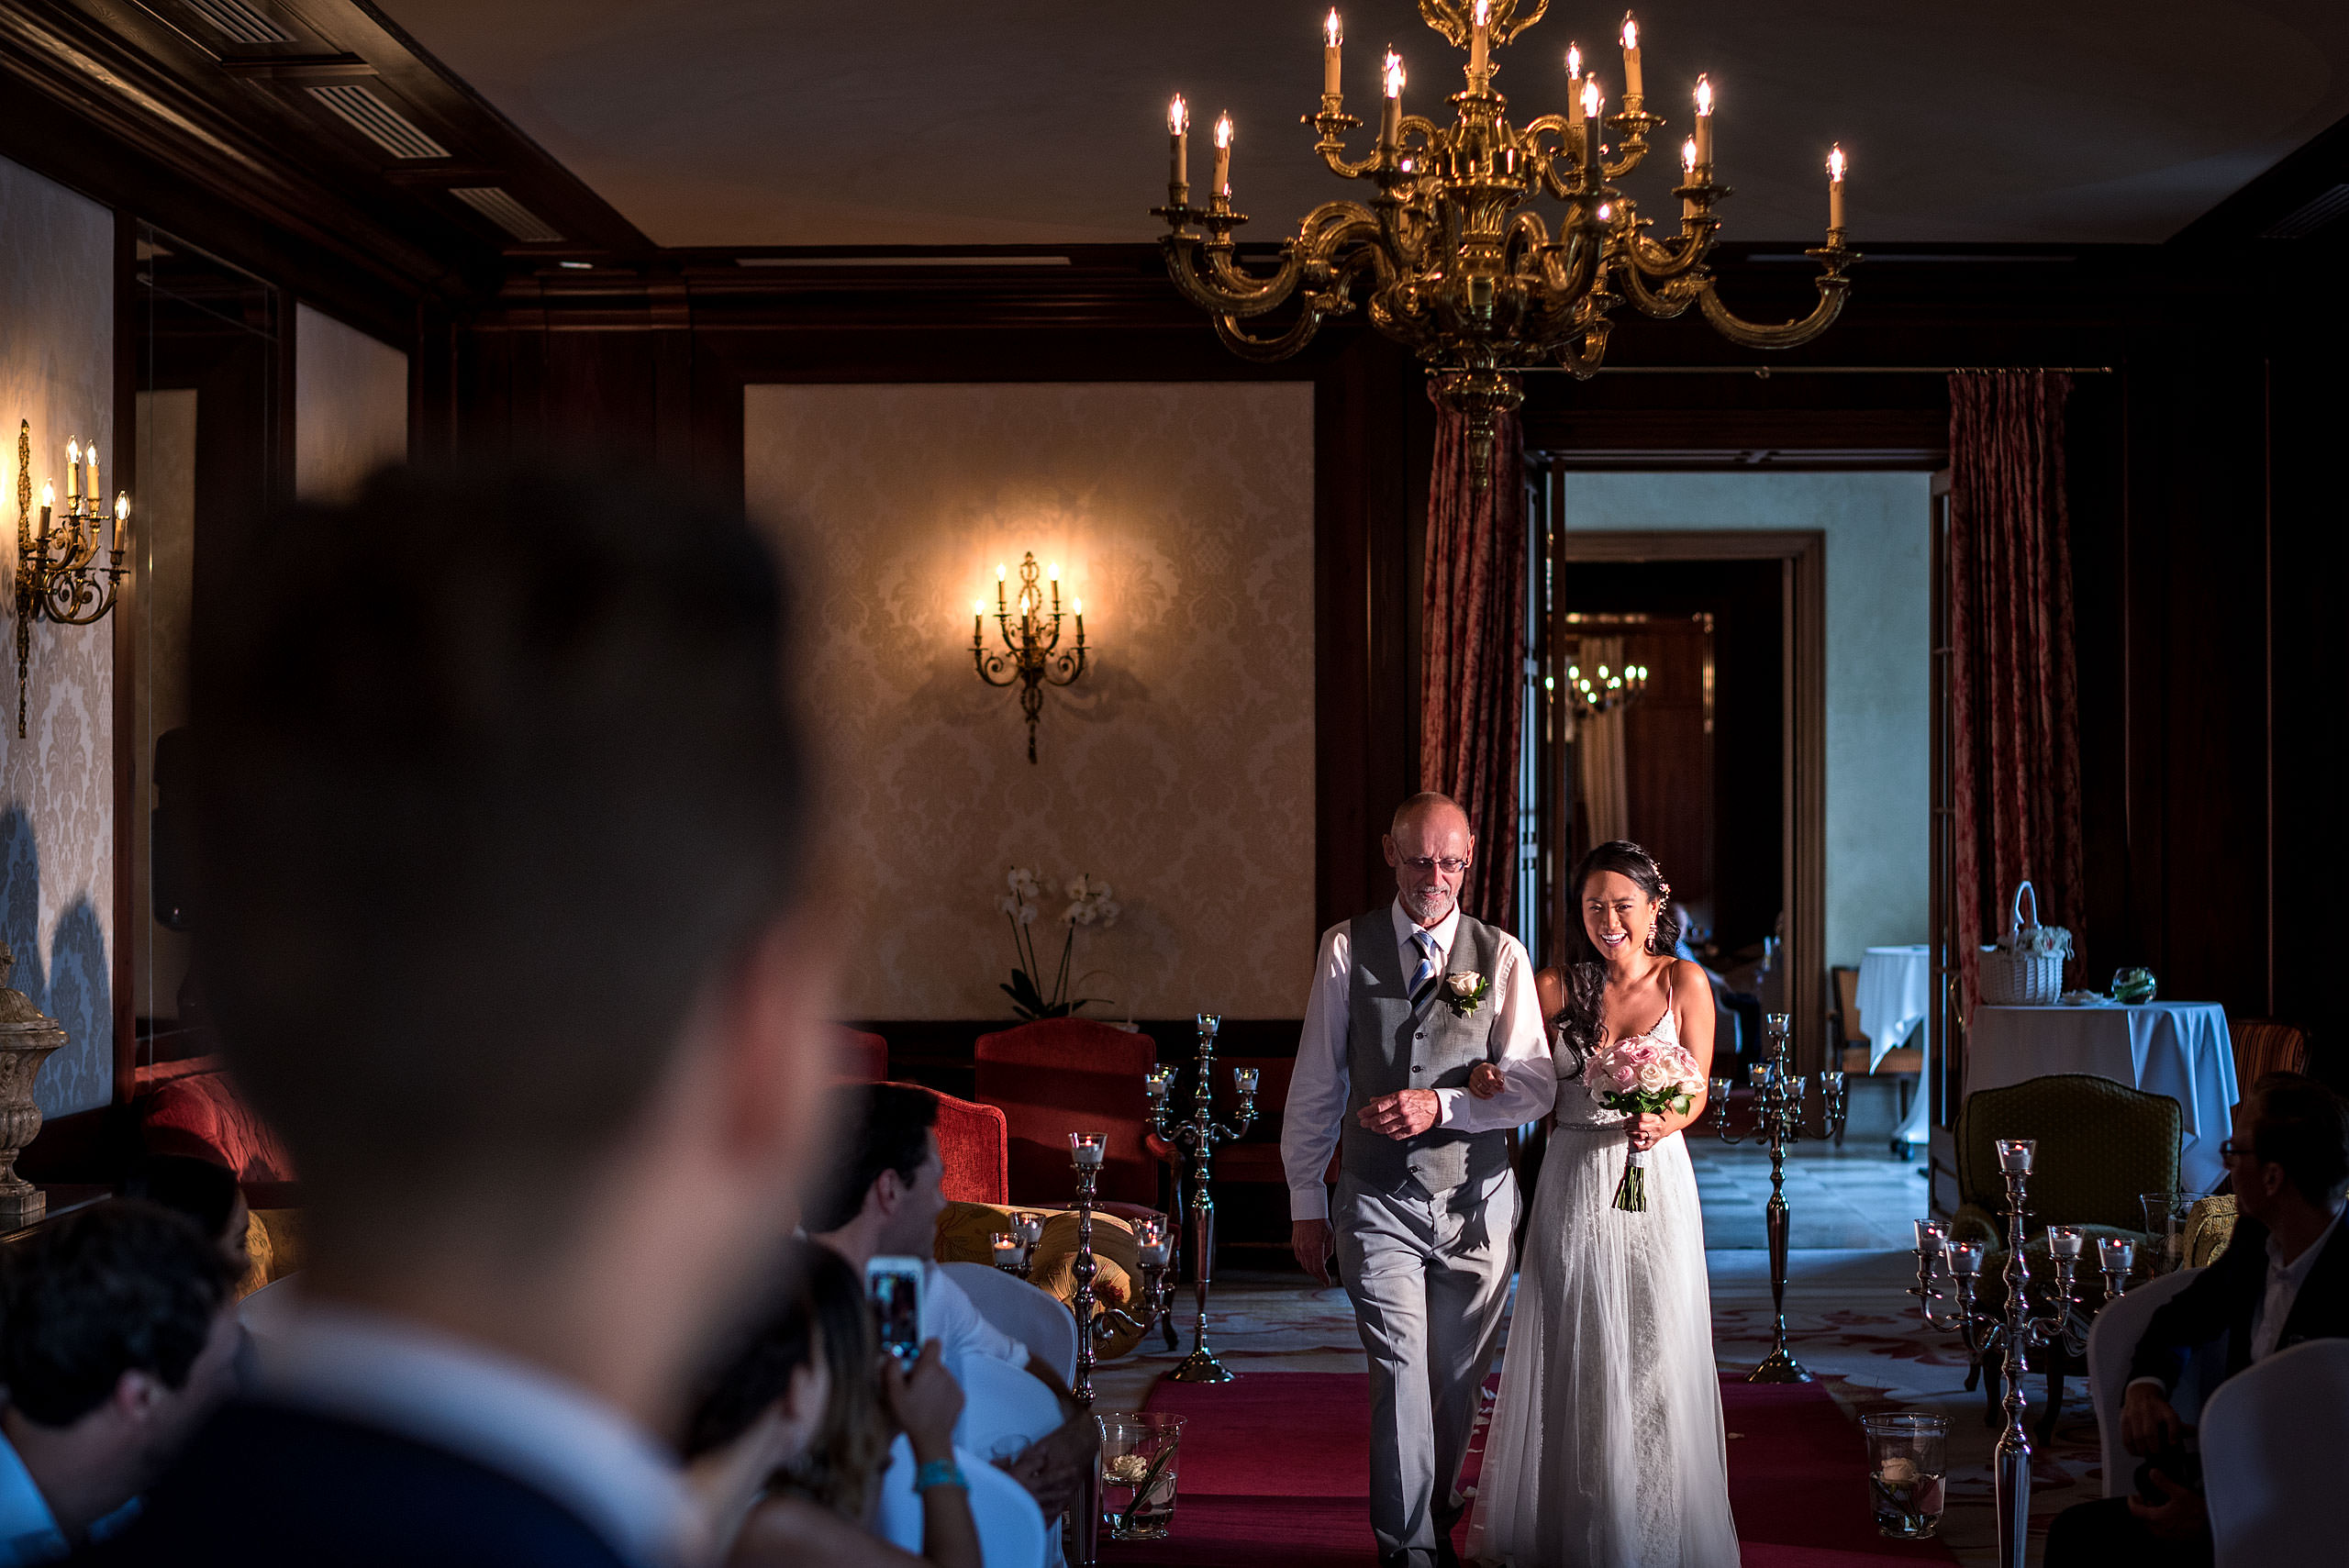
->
[376, 0, 2349, 248]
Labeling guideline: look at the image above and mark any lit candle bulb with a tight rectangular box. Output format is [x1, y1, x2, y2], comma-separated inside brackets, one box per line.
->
[1566, 41, 1583, 85]
[1581, 75, 1602, 170]
[1681, 136, 1699, 217]
[1324, 10, 1342, 96]
[1469, 0, 1490, 80]
[1693, 74, 1714, 167]
[1212, 113, 1233, 198]
[1827, 142, 1847, 234]
[996, 562, 1008, 611]
[1620, 12, 1643, 100]
[1381, 50, 1405, 149]
[1169, 95, 1189, 190]
[112, 493, 128, 552]
[85, 446, 98, 507]
[1073, 595, 1085, 639]
[65, 440, 79, 504]
[38, 481, 53, 551]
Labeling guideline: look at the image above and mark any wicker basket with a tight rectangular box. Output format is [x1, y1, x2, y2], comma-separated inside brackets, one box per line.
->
[1978, 882, 2066, 1006]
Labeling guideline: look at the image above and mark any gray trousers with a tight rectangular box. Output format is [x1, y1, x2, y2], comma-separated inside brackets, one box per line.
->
[1334, 1168, 1519, 1568]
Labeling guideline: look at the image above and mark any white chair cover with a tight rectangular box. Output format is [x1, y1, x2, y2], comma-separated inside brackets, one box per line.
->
[2085, 1268, 2199, 1497]
[952, 1347, 1066, 1464]
[2203, 1338, 2349, 1568]
[941, 1261, 1078, 1385]
[875, 1434, 1048, 1568]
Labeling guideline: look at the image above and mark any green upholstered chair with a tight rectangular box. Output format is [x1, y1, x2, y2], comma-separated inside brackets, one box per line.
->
[1950, 1073, 2185, 1438]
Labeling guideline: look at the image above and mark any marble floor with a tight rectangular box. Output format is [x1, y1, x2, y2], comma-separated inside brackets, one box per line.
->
[1094, 1141, 2079, 1567]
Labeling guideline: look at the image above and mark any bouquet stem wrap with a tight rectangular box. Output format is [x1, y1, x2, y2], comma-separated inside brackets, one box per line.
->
[1586, 1030, 1707, 1218]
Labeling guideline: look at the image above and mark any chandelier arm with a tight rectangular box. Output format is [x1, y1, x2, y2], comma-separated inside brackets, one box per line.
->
[1520, 117, 1583, 200]
[1627, 224, 1716, 282]
[1161, 235, 1303, 320]
[1309, 115, 1387, 181]
[1695, 272, 1854, 350]
[1554, 319, 1612, 380]
[1045, 648, 1087, 687]
[1376, 198, 1433, 275]
[974, 649, 1020, 689]
[1616, 258, 1702, 320]
[1211, 306, 1327, 363]
[1503, 211, 1552, 277]
[1206, 244, 1308, 307]
[1534, 233, 1602, 308]
[1601, 142, 1653, 183]
[1397, 117, 1443, 159]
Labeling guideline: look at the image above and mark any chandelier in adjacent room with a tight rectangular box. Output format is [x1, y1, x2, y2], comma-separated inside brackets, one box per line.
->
[1563, 657, 1646, 718]
[1152, 0, 1858, 479]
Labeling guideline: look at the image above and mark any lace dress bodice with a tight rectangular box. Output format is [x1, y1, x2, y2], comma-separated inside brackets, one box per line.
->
[1548, 981, 1679, 1129]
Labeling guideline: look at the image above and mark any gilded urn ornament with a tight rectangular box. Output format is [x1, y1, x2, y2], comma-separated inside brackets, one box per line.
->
[0, 940, 67, 1229]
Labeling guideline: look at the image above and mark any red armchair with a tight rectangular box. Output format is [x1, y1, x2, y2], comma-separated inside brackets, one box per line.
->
[974, 1019, 1158, 1207]
[837, 1029, 890, 1083]
[900, 1082, 1008, 1206]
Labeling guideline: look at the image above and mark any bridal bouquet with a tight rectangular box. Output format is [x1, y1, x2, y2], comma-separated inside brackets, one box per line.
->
[1586, 1037, 1707, 1212]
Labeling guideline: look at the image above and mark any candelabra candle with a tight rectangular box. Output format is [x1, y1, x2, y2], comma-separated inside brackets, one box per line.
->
[1827, 143, 1847, 235]
[1070, 1131, 1107, 1167]
[1380, 50, 1404, 150]
[1694, 74, 1714, 166]
[1212, 114, 1233, 200]
[1997, 1138, 2036, 1174]
[1914, 1218, 1950, 1255]
[2098, 1236, 2135, 1274]
[1944, 1239, 1985, 1275]
[1323, 10, 1342, 97]
[2047, 1225, 2083, 1260]
[991, 1231, 1023, 1273]
[1168, 95, 1188, 191]
[1619, 12, 1643, 100]
[1014, 1210, 1045, 1249]
[1232, 1067, 1259, 1097]
[1468, 0, 1489, 81]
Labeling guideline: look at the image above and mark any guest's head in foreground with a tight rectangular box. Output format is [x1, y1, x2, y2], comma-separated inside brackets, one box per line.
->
[1384, 791, 1474, 928]
[2230, 1072, 2349, 1229]
[805, 1084, 946, 1272]
[123, 1155, 250, 1280]
[191, 459, 837, 1430]
[0, 1203, 239, 1551]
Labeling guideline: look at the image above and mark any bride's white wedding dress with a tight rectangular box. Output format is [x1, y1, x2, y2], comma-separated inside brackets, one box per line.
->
[1465, 984, 1740, 1567]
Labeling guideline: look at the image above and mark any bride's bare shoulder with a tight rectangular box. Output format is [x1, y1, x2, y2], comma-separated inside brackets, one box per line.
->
[1534, 965, 1568, 1017]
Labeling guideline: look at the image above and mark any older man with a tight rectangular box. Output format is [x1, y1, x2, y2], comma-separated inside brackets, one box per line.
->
[1282, 793, 1553, 1568]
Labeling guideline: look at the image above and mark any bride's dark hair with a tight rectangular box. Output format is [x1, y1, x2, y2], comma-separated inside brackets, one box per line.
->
[1550, 840, 1680, 1078]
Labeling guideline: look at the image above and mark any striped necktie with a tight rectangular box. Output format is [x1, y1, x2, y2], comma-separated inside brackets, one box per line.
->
[1409, 929, 1441, 999]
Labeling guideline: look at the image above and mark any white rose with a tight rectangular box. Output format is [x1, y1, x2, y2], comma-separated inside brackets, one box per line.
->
[1879, 1458, 1919, 1486]
[1635, 1061, 1671, 1093]
[1446, 971, 1483, 997]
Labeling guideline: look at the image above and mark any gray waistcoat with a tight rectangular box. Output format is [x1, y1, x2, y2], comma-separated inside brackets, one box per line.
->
[1339, 907, 1512, 1197]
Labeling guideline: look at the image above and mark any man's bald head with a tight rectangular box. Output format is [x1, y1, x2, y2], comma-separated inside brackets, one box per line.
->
[1384, 793, 1475, 928]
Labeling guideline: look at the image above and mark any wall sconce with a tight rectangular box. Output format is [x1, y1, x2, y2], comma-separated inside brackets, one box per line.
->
[972, 551, 1088, 762]
[15, 420, 128, 738]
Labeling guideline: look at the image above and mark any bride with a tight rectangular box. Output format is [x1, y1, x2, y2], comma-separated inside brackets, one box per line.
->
[1464, 840, 1739, 1566]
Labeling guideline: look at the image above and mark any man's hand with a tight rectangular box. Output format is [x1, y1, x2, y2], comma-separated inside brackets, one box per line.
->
[2125, 1468, 2209, 1542]
[2120, 1383, 2183, 1458]
[1466, 1062, 1507, 1100]
[1291, 1218, 1336, 1285]
[1357, 1089, 1442, 1140]
[1001, 1412, 1097, 1522]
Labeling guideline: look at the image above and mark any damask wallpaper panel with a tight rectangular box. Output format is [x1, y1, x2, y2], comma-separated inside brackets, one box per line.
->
[0, 155, 117, 1117]
[744, 383, 1316, 1020]
[295, 304, 408, 502]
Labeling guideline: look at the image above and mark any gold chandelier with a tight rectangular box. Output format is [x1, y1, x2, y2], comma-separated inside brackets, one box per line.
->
[1152, 0, 1858, 481]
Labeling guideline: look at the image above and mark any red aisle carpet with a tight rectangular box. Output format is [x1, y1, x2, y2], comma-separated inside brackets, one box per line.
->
[1103, 1373, 1958, 1566]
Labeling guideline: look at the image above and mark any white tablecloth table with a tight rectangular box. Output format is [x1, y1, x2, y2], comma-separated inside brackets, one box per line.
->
[1857, 944, 1932, 1148]
[1964, 1002, 2238, 1193]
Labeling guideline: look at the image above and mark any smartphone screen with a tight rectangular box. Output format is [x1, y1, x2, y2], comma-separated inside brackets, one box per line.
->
[866, 1254, 925, 1367]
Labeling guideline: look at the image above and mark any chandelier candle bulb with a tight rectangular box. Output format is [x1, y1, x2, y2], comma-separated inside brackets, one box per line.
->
[1694, 74, 1714, 165]
[1324, 11, 1342, 96]
[1168, 95, 1188, 189]
[1212, 114, 1232, 198]
[1620, 13, 1643, 100]
[112, 494, 127, 553]
[1581, 77, 1602, 170]
[65, 441, 79, 504]
[1828, 143, 1846, 233]
[85, 447, 97, 508]
[1380, 50, 1403, 148]
[1469, 0, 1490, 81]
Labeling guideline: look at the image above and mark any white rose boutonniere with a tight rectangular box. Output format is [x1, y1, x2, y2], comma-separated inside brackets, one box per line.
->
[1442, 971, 1490, 1018]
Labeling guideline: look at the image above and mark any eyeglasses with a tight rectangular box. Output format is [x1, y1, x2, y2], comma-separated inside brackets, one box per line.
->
[1400, 856, 1469, 874]
[2221, 1139, 2257, 1162]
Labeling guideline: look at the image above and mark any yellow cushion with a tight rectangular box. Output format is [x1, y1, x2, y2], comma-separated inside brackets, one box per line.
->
[931, 1200, 1151, 1362]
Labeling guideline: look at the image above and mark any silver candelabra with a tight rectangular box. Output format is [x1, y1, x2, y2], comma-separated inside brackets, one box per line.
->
[1707, 1010, 1848, 1382]
[1143, 1012, 1259, 1385]
[1910, 1139, 2134, 1568]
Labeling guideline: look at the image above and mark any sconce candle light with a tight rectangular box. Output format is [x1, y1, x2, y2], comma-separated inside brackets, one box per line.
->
[15, 421, 128, 739]
[973, 550, 1089, 763]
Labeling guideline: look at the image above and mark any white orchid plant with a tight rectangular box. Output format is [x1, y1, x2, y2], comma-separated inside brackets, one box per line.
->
[996, 866, 1123, 1020]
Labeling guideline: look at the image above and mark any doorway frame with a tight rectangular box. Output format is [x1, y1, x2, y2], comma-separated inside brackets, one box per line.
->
[1550, 528, 1828, 1072]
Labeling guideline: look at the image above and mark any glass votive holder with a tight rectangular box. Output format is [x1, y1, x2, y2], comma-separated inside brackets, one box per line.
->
[1863, 1412, 1950, 1539]
[1145, 1065, 1176, 1098]
[1748, 1063, 1770, 1089]
[2047, 1225, 2084, 1260]
[1013, 1211, 1045, 1246]
[1070, 1132, 1107, 1167]
[1232, 1067, 1260, 1096]
[1944, 1240, 1986, 1276]
[1997, 1138, 2036, 1174]
[1196, 1012, 1221, 1039]
[1913, 1218, 1949, 1255]
[990, 1232, 1021, 1270]
[2098, 1236, 2135, 1273]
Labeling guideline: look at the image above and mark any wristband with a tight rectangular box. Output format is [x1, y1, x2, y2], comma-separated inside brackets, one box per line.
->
[913, 1459, 968, 1493]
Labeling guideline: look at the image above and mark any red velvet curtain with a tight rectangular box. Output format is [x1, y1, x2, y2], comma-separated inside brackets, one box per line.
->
[1949, 372, 2086, 1016]
[1420, 400, 1526, 928]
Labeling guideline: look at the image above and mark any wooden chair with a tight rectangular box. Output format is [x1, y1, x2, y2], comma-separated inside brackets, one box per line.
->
[973, 1018, 1160, 1208]
[2227, 1018, 2310, 1090]
[1828, 965, 1920, 1151]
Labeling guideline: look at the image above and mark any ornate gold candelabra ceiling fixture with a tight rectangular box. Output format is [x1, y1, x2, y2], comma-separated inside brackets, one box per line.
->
[1152, 0, 1859, 483]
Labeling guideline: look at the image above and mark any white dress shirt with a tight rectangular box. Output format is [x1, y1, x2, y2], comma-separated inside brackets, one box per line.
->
[1281, 899, 1553, 1220]
[2250, 1204, 2343, 1362]
[257, 1302, 703, 1567]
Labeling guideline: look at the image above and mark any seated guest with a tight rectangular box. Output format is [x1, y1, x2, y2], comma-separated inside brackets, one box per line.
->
[106, 462, 837, 1567]
[0, 1204, 239, 1562]
[121, 1156, 251, 1281]
[683, 1240, 980, 1567]
[2046, 1072, 2349, 1567]
[805, 1084, 1093, 1523]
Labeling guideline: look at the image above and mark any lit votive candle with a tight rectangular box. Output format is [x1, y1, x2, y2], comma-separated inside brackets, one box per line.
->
[1233, 1067, 1260, 1096]
[1014, 1211, 1045, 1246]
[2048, 1226, 2084, 1260]
[1945, 1240, 1986, 1276]
[1071, 1132, 1108, 1167]
[1997, 1138, 2036, 1174]
[1748, 1064, 1770, 1089]
[991, 1232, 1021, 1268]
[1145, 1065, 1176, 1098]
[1914, 1218, 1949, 1254]
[2098, 1237, 2135, 1273]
